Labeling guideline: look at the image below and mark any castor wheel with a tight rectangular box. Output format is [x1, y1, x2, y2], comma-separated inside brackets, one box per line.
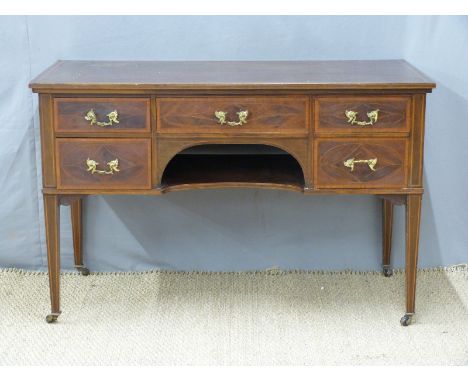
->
[400, 314, 413, 326]
[76, 266, 90, 276]
[45, 313, 60, 323]
[383, 266, 393, 277]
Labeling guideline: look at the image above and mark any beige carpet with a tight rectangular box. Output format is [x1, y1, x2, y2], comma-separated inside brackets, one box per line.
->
[0, 266, 467, 365]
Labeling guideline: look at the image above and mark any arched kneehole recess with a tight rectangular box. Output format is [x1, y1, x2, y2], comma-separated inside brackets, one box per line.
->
[160, 144, 305, 192]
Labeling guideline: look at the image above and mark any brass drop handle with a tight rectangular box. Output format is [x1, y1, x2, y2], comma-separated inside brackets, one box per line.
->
[214, 110, 249, 126]
[85, 109, 119, 127]
[86, 158, 120, 175]
[343, 158, 377, 172]
[345, 109, 379, 126]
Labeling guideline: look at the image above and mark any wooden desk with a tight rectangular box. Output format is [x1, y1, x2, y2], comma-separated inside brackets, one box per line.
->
[30, 60, 435, 325]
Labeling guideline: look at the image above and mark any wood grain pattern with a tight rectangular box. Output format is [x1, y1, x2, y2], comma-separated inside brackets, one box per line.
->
[39, 94, 56, 187]
[30, 60, 436, 91]
[155, 138, 309, 187]
[43, 194, 60, 315]
[161, 154, 304, 190]
[382, 199, 393, 269]
[405, 194, 422, 314]
[54, 97, 150, 133]
[380, 195, 406, 205]
[56, 138, 151, 189]
[157, 97, 308, 135]
[42, 187, 424, 196]
[71, 199, 83, 268]
[315, 96, 410, 133]
[409, 94, 426, 187]
[315, 138, 408, 188]
[31, 60, 434, 324]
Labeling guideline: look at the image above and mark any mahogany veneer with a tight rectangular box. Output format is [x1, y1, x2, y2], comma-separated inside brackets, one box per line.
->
[56, 138, 151, 189]
[54, 97, 150, 133]
[315, 138, 408, 188]
[157, 96, 308, 134]
[30, 60, 435, 325]
[315, 96, 410, 133]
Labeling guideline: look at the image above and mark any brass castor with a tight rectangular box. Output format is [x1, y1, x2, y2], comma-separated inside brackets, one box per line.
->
[383, 265, 393, 277]
[76, 266, 90, 276]
[400, 314, 413, 326]
[45, 313, 60, 323]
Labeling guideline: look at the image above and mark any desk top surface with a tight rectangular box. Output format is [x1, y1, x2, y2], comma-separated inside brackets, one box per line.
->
[30, 60, 435, 91]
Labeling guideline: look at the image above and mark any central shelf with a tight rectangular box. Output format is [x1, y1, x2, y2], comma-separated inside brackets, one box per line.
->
[160, 145, 305, 192]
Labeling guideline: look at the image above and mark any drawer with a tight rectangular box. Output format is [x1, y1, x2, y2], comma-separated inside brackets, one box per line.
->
[315, 139, 408, 188]
[314, 96, 410, 133]
[56, 138, 151, 189]
[54, 98, 150, 133]
[157, 97, 308, 134]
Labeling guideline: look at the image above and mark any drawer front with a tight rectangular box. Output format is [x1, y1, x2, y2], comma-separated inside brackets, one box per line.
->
[56, 139, 151, 189]
[315, 139, 408, 188]
[54, 98, 150, 133]
[157, 97, 308, 134]
[315, 96, 410, 133]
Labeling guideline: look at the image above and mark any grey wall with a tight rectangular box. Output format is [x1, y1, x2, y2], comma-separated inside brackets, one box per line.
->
[0, 16, 467, 272]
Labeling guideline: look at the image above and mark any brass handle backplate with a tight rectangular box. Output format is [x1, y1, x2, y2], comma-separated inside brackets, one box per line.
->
[85, 109, 119, 127]
[86, 158, 120, 175]
[343, 158, 377, 172]
[214, 110, 249, 126]
[345, 109, 379, 126]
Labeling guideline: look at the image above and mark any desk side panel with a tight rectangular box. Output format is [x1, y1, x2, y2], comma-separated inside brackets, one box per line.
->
[409, 94, 426, 188]
[39, 94, 56, 188]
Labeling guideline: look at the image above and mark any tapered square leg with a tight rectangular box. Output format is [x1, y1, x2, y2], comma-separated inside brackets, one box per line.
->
[382, 199, 394, 277]
[43, 194, 61, 323]
[401, 194, 422, 326]
[71, 198, 89, 276]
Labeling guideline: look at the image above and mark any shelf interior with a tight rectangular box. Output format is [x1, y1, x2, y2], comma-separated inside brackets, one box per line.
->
[161, 145, 305, 190]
